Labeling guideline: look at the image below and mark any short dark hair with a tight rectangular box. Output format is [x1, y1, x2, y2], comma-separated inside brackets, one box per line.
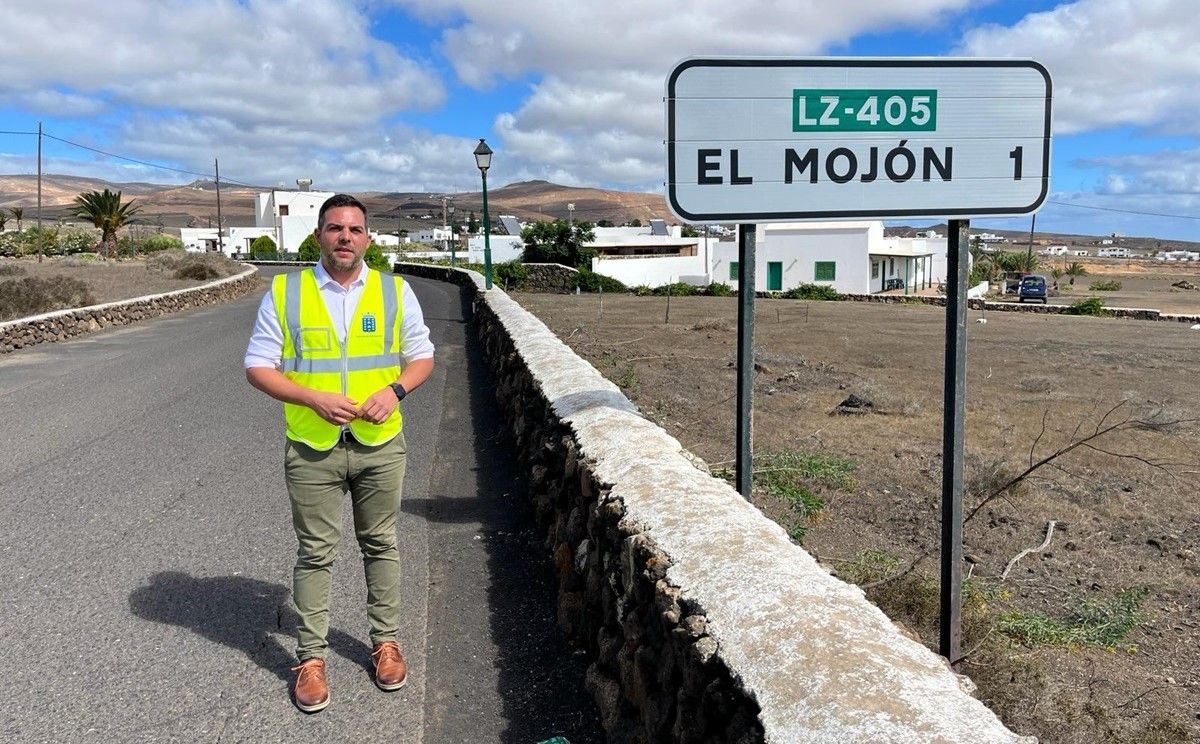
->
[317, 194, 368, 228]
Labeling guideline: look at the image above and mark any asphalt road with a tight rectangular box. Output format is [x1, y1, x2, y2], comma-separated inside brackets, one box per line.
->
[0, 269, 600, 743]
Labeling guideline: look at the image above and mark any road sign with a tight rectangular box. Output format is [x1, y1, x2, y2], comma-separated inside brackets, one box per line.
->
[666, 58, 1052, 222]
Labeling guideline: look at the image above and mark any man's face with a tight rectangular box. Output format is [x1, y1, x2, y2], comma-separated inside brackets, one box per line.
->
[316, 205, 370, 274]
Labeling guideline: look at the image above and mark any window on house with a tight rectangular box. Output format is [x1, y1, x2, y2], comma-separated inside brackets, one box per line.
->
[729, 261, 739, 280]
[814, 261, 836, 281]
[888, 257, 894, 274]
[280, 206, 290, 216]
[871, 262, 879, 279]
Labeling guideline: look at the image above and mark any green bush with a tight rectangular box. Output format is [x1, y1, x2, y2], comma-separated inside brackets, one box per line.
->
[137, 234, 184, 253]
[575, 268, 626, 293]
[493, 260, 529, 290]
[706, 282, 733, 297]
[59, 227, 100, 255]
[250, 235, 279, 260]
[364, 242, 390, 271]
[298, 234, 320, 262]
[1088, 279, 1122, 291]
[0, 276, 94, 321]
[652, 282, 698, 296]
[782, 283, 843, 301]
[1067, 296, 1106, 316]
[632, 284, 653, 296]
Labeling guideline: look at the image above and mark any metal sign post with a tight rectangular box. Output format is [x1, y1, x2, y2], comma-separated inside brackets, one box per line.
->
[940, 219, 969, 663]
[736, 224, 756, 499]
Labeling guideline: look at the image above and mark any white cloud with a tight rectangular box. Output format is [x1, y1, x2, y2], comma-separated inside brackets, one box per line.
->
[958, 0, 1200, 135]
[1085, 149, 1200, 194]
[0, 0, 444, 185]
[395, 0, 974, 190]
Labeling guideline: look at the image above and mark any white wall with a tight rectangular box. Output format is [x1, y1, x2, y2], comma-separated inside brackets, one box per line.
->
[590, 254, 707, 288]
[180, 228, 220, 253]
[465, 235, 524, 264]
[711, 222, 879, 294]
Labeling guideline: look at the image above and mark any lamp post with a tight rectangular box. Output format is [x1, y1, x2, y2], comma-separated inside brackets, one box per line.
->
[473, 138, 494, 289]
[567, 202, 575, 226]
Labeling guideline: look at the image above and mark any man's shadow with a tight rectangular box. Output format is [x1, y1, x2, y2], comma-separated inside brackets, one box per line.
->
[129, 571, 372, 681]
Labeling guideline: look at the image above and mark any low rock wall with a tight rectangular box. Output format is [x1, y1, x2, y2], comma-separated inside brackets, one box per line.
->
[0, 266, 259, 354]
[395, 262, 1030, 744]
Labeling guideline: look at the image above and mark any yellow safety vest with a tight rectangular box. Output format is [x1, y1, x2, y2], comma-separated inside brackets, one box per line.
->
[272, 268, 405, 450]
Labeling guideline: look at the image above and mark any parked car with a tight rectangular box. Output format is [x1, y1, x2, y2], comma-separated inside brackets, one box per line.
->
[1018, 274, 1048, 304]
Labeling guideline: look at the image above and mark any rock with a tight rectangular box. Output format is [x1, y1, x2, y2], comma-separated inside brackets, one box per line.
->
[832, 393, 874, 415]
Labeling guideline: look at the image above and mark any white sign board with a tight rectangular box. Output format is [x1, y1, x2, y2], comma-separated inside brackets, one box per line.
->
[666, 58, 1052, 223]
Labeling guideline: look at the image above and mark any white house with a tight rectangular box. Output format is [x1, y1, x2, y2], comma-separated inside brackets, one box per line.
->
[711, 222, 886, 294]
[1096, 247, 1132, 258]
[1041, 245, 1069, 256]
[588, 221, 708, 286]
[255, 189, 334, 252]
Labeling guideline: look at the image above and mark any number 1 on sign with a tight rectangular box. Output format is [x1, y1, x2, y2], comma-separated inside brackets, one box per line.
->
[1009, 146, 1023, 180]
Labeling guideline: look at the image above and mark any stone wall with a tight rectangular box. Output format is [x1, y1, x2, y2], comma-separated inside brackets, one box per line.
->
[524, 263, 579, 293]
[0, 266, 260, 354]
[395, 262, 1030, 744]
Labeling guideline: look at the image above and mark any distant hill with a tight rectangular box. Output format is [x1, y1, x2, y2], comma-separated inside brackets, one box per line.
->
[0, 174, 671, 232]
[885, 223, 1199, 253]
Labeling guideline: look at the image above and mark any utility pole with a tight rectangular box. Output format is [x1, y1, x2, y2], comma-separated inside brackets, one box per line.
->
[36, 121, 42, 262]
[215, 159, 225, 256]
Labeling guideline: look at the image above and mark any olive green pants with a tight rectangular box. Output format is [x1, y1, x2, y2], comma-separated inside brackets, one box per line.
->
[284, 431, 407, 661]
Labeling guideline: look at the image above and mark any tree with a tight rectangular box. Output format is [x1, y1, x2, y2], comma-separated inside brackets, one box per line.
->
[9, 207, 23, 231]
[364, 242, 390, 271]
[71, 189, 141, 259]
[250, 235, 279, 260]
[467, 211, 478, 234]
[680, 224, 700, 238]
[596, 219, 614, 228]
[520, 219, 596, 268]
[1065, 261, 1087, 286]
[0, 213, 7, 232]
[1050, 266, 1064, 290]
[626, 218, 642, 227]
[298, 234, 321, 262]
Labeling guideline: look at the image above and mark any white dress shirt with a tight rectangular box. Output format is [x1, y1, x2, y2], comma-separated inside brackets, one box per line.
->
[244, 261, 434, 369]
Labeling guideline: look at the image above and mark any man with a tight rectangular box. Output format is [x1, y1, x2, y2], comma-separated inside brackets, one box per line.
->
[245, 194, 434, 713]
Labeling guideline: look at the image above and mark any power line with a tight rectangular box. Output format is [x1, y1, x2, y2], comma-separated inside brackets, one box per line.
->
[0, 129, 38, 136]
[1047, 199, 1200, 221]
[37, 131, 260, 188]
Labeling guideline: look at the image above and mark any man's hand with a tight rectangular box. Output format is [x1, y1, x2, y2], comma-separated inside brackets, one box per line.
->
[306, 391, 361, 425]
[357, 387, 399, 424]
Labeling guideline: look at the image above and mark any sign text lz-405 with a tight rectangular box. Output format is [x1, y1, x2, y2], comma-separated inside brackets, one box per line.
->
[794, 89, 937, 132]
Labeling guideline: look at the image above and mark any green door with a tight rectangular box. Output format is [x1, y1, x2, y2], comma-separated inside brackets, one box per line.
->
[767, 261, 783, 291]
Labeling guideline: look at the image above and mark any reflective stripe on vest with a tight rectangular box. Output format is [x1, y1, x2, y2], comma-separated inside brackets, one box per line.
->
[272, 267, 405, 450]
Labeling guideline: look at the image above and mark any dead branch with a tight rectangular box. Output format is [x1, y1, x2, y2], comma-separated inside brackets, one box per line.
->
[1001, 521, 1057, 580]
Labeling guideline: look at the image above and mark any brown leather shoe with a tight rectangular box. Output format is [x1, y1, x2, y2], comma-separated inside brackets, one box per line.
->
[371, 642, 407, 691]
[291, 658, 329, 713]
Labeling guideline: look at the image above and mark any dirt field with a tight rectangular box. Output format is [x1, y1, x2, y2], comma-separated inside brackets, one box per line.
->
[1017, 259, 1200, 314]
[514, 291, 1200, 744]
[0, 254, 243, 321]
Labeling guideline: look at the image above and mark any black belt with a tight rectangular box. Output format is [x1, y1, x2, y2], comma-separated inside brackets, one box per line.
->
[339, 429, 358, 444]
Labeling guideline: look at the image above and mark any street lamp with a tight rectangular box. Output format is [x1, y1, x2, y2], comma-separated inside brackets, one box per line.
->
[448, 201, 456, 267]
[473, 138, 494, 289]
[567, 202, 575, 226]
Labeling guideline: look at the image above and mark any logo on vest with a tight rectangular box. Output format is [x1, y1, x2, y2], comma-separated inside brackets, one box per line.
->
[361, 313, 377, 333]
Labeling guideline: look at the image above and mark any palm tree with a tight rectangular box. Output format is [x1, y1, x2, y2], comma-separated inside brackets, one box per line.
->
[0, 213, 7, 232]
[71, 189, 141, 259]
[9, 206, 23, 231]
[1065, 262, 1087, 286]
[1050, 266, 1064, 290]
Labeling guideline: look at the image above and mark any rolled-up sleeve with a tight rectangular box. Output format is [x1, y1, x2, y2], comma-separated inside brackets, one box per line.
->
[400, 281, 434, 363]
[244, 291, 284, 369]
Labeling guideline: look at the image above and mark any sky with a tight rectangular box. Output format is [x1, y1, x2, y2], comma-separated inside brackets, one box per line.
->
[0, 0, 1198, 240]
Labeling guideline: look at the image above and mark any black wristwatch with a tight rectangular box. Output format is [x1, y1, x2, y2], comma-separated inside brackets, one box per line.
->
[390, 383, 407, 402]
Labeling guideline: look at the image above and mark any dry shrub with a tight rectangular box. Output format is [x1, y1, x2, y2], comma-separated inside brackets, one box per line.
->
[174, 262, 221, 280]
[853, 378, 924, 416]
[691, 318, 733, 332]
[1017, 376, 1054, 394]
[0, 276, 94, 321]
[0, 263, 26, 276]
[146, 249, 239, 279]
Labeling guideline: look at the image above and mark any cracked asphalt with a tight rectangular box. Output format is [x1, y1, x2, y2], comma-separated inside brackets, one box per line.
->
[0, 268, 601, 744]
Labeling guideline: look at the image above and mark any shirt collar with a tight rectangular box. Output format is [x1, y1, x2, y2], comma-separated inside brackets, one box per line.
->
[312, 258, 368, 289]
